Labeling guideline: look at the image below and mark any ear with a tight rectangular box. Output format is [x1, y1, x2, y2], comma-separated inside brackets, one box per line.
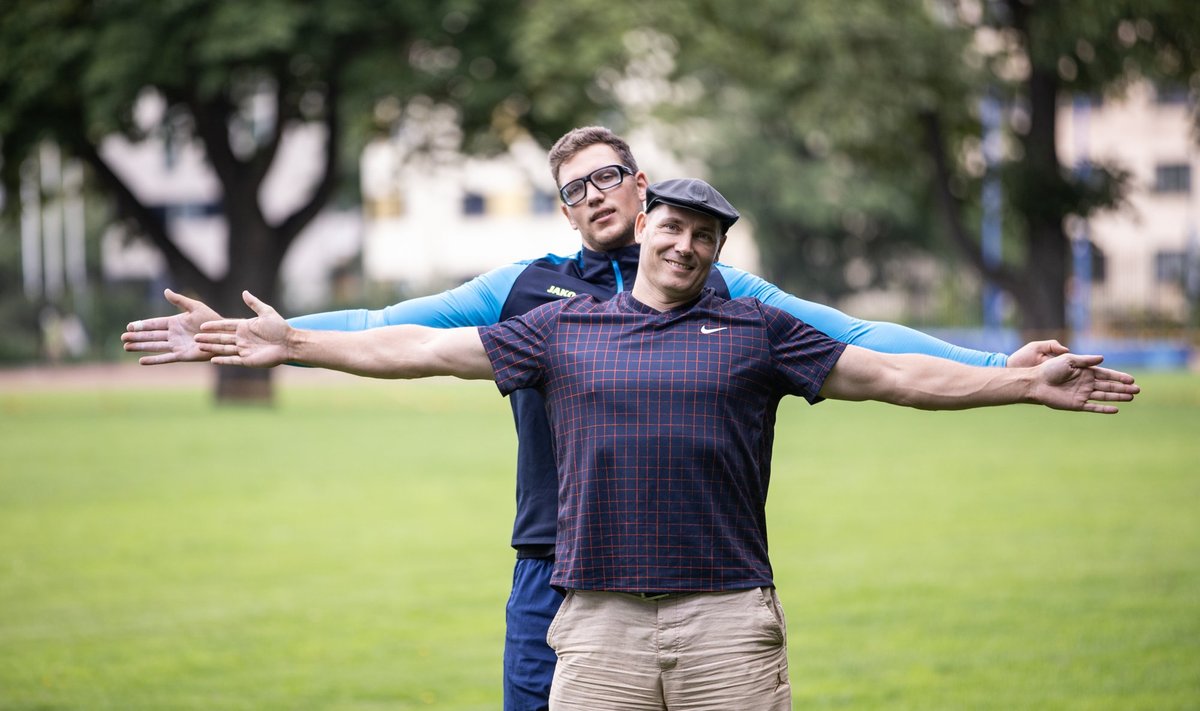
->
[715, 234, 728, 262]
[634, 211, 648, 244]
[561, 202, 579, 231]
[634, 171, 649, 202]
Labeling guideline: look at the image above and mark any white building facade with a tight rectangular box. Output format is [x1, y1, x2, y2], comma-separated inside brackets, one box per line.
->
[1059, 81, 1200, 331]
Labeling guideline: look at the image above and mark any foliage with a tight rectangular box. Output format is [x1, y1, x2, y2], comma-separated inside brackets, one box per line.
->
[0, 0, 527, 397]
[956, 0, 1200, 334]
[515, 0, 975, 300]
[0, 221, 41, 362]
[514, 0, 1200, 333]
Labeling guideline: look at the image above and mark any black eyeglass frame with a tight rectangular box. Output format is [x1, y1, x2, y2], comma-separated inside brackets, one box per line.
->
[558, 164, 635, 206]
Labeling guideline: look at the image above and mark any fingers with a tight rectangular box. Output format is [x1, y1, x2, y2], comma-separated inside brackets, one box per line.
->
[123, 337, 170, 352]
[138, 353, 182, 366]
[1066, 353, 1104, 368]
[1090, 378, 1139, 395]
[195, 335, 242, 360]
[1090, 366, 1137, 385]
[242, 290, 278, 318]
[126, 317, 171, 333]
[122, 328, 169, 344]
[1081, 402, 1121, 415]
[163, 288, 199, 311]
[199, 319, 245, 333]
[194, 332, 238, 347]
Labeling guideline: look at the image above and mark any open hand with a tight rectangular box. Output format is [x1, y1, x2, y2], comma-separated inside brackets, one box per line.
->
[121, 289, 221, 365]
[194, 291, 291, 368]
[1035, 354, 1139, 413]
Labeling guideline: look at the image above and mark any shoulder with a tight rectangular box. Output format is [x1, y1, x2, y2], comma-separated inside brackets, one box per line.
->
[516, 250, 583, 271]
[713, 263, 776, 298]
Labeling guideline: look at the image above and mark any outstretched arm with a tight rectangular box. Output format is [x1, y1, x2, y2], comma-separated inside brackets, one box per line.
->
[819, 345, 1139, 414]
[121, 289, 220, 365]
[195, 291, 495, 380]
[121, 263, 524, 365]
[718, 266, 1068, 367]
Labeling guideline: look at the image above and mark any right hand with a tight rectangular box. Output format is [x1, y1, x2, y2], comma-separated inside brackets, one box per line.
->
[194, 291, 292, 368]
[1033, 353, 1139, 414]
[121, 289, 221, 365]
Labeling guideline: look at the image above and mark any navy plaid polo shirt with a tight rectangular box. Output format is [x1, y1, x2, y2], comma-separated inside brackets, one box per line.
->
[479, 288, 847, 592]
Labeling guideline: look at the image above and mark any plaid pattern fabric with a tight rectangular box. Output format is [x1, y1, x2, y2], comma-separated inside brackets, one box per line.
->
[480, 289, 846, 592]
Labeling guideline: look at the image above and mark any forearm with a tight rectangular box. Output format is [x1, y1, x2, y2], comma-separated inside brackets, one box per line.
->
[880, 354, 1035, 409]
[287, 325, 491, 380]
[824, 346, 1035, 410]
[718, 265, 1008, 366]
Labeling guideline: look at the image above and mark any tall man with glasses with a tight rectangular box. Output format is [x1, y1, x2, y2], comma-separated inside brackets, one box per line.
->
[191, 177, 1137, 710]
[124, 126, 1068, 710]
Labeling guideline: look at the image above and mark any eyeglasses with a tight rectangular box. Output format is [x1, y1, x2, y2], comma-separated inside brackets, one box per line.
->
[558, 164, 634, 206]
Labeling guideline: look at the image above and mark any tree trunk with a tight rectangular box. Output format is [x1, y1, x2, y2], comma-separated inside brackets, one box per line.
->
[214, 364, 274, 404]
[1017, 58, 1071, 343]
[1006, 0, 1071, 344]
[1012, 226, 1070, 343]
[212, 201, 284, 405]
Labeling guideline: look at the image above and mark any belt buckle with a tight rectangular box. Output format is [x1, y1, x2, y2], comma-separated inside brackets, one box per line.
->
[636, 592, 672, 601]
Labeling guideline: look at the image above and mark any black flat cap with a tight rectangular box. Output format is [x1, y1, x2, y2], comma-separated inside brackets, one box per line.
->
[645, 179, 740, 234]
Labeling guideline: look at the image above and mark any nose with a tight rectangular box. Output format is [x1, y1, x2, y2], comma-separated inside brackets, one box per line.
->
[673, 231, 694, 255]
[584, 179, 605, 204]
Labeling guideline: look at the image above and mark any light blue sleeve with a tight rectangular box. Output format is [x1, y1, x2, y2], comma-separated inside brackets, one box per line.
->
[717, 264, 1008, 367]
[287, 263, 526, 331]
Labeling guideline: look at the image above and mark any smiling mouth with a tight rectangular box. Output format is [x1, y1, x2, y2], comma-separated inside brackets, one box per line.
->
[665, 258, 694, 271]
[591, 208, 616, 223]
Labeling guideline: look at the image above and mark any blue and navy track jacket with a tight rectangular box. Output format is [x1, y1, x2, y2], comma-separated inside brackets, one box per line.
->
[290, 244, 1007, 553]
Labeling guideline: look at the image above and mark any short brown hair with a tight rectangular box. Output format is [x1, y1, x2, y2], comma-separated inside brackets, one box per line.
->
[548, 126, 639, 186]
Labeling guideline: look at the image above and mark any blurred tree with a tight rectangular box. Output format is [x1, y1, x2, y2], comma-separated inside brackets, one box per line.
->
[673, 1, 976, 306]
[940, 0, 1200, 337]
[515, 0, 1200, 339]
[0, 0, 524, 401]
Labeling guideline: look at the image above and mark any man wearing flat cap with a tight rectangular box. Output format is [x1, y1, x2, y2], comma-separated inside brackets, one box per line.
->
[194, 179, 1138, 710]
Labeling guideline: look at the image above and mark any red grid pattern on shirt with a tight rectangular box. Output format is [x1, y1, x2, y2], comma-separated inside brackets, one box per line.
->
[481, 290, 845, 592]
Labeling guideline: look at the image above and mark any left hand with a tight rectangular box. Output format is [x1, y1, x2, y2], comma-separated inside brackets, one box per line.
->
[121, 288, 221, 365]
[1034, 354, 1139, 413]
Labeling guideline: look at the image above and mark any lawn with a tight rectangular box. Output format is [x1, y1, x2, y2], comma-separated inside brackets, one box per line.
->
[1, 371, 1197, 710]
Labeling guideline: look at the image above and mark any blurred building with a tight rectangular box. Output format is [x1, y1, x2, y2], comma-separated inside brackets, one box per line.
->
[1060, 81, 1200, 333]
[358, 131, 760, 293]
[94, 100, 760, 309]
[71, 84, 1200, 334]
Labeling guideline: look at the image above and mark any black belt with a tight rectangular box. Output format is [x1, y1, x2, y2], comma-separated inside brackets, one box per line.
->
[515, 544, 555, 560]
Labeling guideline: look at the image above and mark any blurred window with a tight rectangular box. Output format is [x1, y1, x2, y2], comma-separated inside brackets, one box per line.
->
[1155, 251, 1185, 285]
[462, 192, 486, 216]
[1153, 163, 1191, 194]
[531, 189, 558, 215]
[1153, 83, 1191, 105]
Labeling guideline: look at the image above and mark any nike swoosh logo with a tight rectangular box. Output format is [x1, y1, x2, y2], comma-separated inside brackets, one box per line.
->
[700, 325, 727, 334]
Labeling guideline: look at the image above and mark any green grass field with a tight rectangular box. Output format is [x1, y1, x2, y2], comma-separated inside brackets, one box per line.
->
[1, 372, 1197, 710]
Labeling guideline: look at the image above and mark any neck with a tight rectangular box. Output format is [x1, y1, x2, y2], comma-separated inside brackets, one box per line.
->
[630, 280, 700, 312]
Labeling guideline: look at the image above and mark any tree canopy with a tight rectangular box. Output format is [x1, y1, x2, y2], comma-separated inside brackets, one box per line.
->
[516, 0, 1200, 336]
[4, 0, 1200, 390]
[0, 0, 527, 399]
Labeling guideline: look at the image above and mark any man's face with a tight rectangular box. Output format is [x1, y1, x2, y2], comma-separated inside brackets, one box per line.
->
[633, 204, 727, 306]
[557, 144, 648, 252]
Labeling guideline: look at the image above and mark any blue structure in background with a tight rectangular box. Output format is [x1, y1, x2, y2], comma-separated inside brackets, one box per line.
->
[938, 95, 1192, 369]
[1069, 96, 1093, 338]
[979, 91, 1005, 332]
